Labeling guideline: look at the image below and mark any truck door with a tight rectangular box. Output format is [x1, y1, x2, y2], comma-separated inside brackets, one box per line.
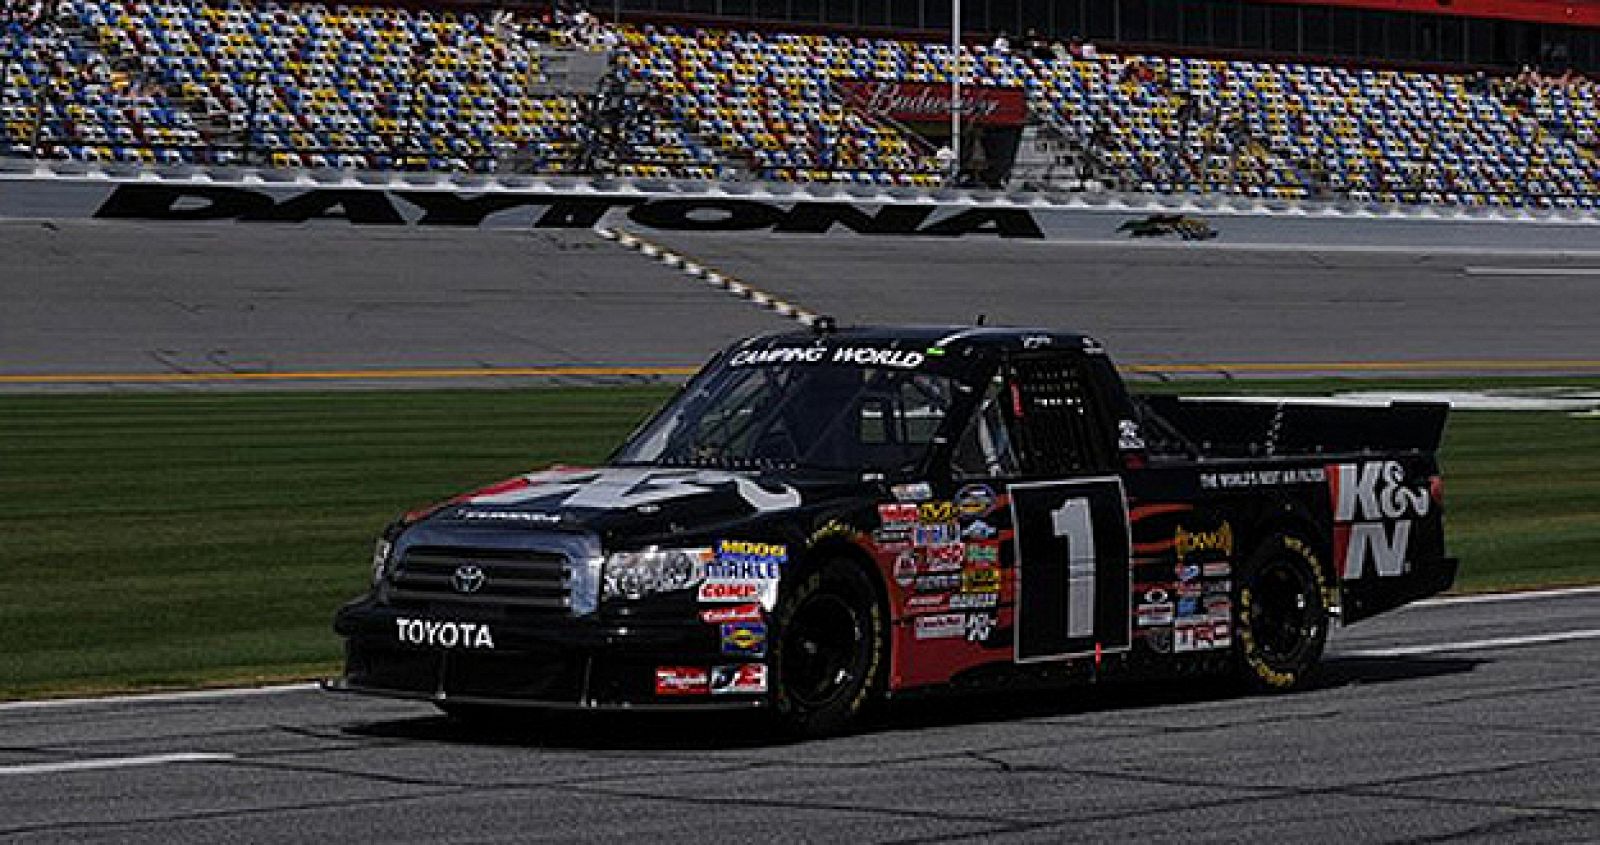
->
[954, 352, 1131, 662]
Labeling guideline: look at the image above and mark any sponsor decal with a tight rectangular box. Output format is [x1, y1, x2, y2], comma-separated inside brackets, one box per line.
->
[961, 566, 1001, 594]
[735, 346, 925, 369]
[905, 593, 951, 615]
[1199, 467, 1326, 490]
[698, 580, 775, 607]
[699, 603, 763, 624]
[878, 503, 918, 527]
[1329, 461, 1431, 579]
[1206, 579, 1233, 596]
[1176, 523, 1234, 560]
[1205, 597, 1232, 622]
[954, 485, 997, 518]
[915, 613, 967, 640]
[710, 663, 768, 695]
[709, 540, 786, 580]
[922, 543, 965, 572]
[965, 613, 996, 643]
[1173, 621, 1197, 653]
[964, 542, 999, 565]
[1175, 616, 1225, 652]
[829, 347, 925, 369]
[948, 592, 998, 610]
[1118, 419, 1146, 451]
[893, 550, 919, 587]
[1142, 587, 1170, 604]
[837, 80, 1028, 126]
[95, 187, 1048, 239]
[918, 501, 956, 524]
[1146, 627, 1174, 654]
[1135, 602, 1175, 627]
[1212, 622, 1233, 648]
[915, 573, 963, 593]
[1177, 597, 1199, 617]
[1176, 581, 1204, 598]
[874, 526, 913, 550]
[655, 666, 710, 696]
[914, 523, 960, 546]
[728, 347, 827, 367]
[961, 519, 998, 540]
[892, 482, 935, 502]
[458, 509, 562, 524]
[720, 622, 767, 658]
[1177, 563, 1201, 583]
[394, 618, 496, 649]
[1202, 561, 1231, 578]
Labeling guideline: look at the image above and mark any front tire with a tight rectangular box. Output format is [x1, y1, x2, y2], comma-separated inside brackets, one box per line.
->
[1236, 533, 1329, 692]
[769, 560, 887, 737]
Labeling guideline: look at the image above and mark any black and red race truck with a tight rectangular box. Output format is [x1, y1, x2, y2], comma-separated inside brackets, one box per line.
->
[328, 325, 1456, 735]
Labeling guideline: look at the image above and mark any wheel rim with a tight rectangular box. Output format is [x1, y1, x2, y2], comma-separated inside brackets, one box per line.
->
[781, 591, 865, 708]
[1247, 557, 1319, 665]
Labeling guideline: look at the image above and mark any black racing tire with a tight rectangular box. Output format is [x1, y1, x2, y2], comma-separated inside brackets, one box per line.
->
[1235, 533, 1330, 692]
[769, 559, 888, 738]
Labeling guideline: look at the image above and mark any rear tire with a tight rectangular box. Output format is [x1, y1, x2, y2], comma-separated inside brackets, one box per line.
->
[1235, 533, 1329, 692]
[769, 559, 887, 738]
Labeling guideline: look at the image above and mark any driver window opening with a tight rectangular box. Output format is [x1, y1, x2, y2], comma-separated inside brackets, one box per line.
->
[953, 376, 1020, 478]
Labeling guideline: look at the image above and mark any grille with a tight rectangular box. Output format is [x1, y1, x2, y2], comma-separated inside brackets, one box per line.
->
[387, 546, 570, 614]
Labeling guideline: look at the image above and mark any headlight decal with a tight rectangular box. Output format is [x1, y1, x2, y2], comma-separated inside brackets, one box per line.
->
[601, 547, 714, 601]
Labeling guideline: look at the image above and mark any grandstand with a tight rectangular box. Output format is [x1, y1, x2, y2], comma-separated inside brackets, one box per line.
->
[2, 0, 1596, 208]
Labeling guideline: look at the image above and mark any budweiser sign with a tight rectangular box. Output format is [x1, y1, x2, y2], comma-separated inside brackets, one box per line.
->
[840, 81, 1027, 127]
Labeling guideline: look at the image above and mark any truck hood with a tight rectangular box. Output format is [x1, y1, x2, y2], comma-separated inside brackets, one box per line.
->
[417, 465, 872, 546]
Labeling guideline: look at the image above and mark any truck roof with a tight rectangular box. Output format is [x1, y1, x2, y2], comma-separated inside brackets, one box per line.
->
[736, 324, 1106, 356]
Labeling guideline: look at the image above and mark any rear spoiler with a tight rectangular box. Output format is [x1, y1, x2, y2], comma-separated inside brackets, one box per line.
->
[1138, 396, 1449, 458]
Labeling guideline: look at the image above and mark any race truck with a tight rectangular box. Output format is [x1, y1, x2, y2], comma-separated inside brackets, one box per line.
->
[328, 325, 1456, 736]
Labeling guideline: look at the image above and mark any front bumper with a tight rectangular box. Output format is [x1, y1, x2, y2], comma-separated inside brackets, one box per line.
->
[328, 597, 767, 709]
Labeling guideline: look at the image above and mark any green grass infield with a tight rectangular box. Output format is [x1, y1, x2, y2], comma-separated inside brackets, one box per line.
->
[2, 379, 1597, 699]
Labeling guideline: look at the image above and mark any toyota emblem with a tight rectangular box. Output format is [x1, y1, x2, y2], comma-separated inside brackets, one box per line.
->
[451, 564, 486, 594]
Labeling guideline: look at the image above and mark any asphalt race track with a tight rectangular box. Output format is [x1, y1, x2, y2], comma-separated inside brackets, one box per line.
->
[3, 589, 1598, 844]
[6, 219, 1600, 387]
[640, 230, 1600, 369]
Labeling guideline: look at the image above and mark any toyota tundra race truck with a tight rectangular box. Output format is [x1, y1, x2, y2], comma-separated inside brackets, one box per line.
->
[328, 325, 1457, 736]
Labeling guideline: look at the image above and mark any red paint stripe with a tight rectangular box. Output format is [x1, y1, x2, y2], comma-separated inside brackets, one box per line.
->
[1130, 503, 1194, 521]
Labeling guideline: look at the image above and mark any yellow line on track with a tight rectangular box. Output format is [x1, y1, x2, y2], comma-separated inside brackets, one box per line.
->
[0, 366, 700, 384]
[3, 359, 1600, 385]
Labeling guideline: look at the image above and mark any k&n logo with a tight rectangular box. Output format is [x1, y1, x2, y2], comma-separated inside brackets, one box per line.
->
[1329, 461, 1431, 579]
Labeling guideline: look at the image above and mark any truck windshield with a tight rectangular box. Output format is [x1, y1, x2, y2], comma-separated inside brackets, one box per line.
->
[614, 362, 960, 473]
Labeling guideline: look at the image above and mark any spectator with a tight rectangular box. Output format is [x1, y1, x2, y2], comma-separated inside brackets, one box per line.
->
[990, 31, 1009, 54]
[935, 144, 956, 175]
[1021, 28, 1051, 62]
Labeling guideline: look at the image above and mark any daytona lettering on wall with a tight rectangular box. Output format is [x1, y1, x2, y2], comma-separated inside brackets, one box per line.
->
[93, 186, 1047, 238]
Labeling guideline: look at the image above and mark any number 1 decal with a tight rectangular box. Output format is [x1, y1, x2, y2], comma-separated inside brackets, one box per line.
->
[1010, 478, 1131, 662]
[1051, 498, 1096, 638]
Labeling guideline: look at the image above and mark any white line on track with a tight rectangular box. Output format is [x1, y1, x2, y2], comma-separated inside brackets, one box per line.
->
[0, 682, 317, 713]
[1345, 629, 1600, 658]
[1413, 584, 1600, 608]
[0, 753, 236, 777]
[1463, 266, 1600, 276]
